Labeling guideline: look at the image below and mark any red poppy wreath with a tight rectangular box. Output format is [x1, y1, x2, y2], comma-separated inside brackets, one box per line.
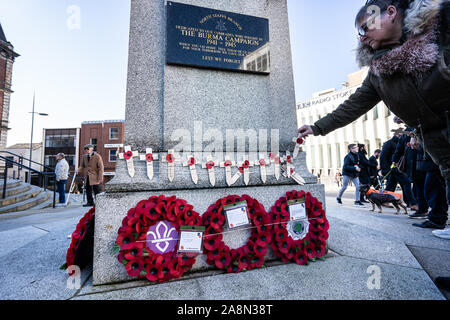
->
[61, 207, 96, 275]
[269, 190, 329, 265]
[202, 194, 272, 273]
[115, 195, 202, 283]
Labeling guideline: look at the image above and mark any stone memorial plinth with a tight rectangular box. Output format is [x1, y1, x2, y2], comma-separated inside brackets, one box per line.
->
[93, 0, 325, 286]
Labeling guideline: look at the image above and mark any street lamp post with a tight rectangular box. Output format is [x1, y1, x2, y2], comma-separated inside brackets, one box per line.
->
[28, 92, 48, 184]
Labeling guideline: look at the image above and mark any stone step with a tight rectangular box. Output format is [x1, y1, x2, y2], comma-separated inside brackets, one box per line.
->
[0, 185, 42, 207]
[2, 183, 32, 198]
[0, 190, 52, 214]
[0, 179, 22, 190]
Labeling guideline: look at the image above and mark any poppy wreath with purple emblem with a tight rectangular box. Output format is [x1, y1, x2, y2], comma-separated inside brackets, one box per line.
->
[115, 195, 203, 283]
[202, 194, 272, 273]
[61, 207, 96, 275]
[270, 190, 329, 265]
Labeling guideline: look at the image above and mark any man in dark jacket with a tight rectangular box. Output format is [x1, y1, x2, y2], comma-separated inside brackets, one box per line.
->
[357, 144, 373, 202]
[336, 144, 365, 207]
[298, 0, 450, 229]
[368, 149, 381, 188]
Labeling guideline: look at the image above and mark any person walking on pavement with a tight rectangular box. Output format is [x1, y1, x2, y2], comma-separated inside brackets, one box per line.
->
[55, 153, 69, 207]
[337, 144, 365, 207]
[78, 144, 104, 207]
[368, 149, 381, 188]
[357, 144, 374, 203]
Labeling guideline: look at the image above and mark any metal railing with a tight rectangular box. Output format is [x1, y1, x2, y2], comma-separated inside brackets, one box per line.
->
[0, 155, 57, 208]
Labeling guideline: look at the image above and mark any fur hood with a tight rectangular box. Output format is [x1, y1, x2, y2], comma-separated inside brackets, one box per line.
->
[356, 0, 448, 76]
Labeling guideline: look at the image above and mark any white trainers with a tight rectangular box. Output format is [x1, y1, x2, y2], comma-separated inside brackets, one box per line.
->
[432, 228, 450, 240]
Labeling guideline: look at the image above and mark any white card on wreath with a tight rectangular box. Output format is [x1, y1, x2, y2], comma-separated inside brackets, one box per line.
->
[287, 198, 307, 221]
[224, 201, 250, 229]
[178, 227, 204, 253]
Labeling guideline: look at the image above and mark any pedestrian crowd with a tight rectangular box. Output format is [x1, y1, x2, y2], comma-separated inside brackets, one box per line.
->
[335, 120, 449, 239]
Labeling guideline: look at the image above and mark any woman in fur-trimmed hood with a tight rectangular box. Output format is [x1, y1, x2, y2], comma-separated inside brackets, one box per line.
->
[298, 0, 450, 183]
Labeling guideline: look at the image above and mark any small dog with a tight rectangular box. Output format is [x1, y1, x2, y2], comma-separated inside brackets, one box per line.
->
[359, 184, 408, 214]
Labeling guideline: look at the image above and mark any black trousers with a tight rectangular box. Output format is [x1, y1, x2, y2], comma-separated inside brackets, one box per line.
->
[86, 177, 100, 204]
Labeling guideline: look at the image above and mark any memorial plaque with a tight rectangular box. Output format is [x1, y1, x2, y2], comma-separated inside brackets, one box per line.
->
[166, 1, 270, 74]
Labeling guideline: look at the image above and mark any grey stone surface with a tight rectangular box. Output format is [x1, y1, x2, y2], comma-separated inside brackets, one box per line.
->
[106, 151, 316, 192]
[324, 195, 450, 251]
[124, 0, 297, 152]
[78, 256, 444, 300]
[327, 216, 422, 269]
[0, 226, 48, 258]
[0, 210, 92, 300]
[408, 245, 450, 299]
[0, 195, 448, 300]
[93, 183, 325, 285]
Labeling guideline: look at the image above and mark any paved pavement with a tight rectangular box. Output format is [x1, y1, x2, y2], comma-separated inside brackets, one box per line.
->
[0, 187, 448, 300]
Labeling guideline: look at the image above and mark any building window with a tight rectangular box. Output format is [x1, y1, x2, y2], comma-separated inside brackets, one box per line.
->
[385, 106, 391, 117]
[90, 138, 98, 152]
[110, 127, 119, 140]
[336, 143, 342, 168]
[374, 106, 379, 120]
[109, 150, 117, 162]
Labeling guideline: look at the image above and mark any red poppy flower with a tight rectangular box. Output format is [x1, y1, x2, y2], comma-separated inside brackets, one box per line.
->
[294, 249, 308, 265]
[249, 255, 264, 269]
[206, 160, 215, 169]
[242, 160, 250, 169]
[146, 153, 154, 162]
[314, 243, 326, 258]
[275, 229, 288, 243]
[251, 211, 266, 226]
[259, 159, 266, 166]
[297, 137, 304, 145]
[238, 253, 250, 270]
[254, 231, 271, 247]
[203, 234, 222, 251]
[238, 166, 244, 174]
[72, 225, 87, 240]
[319, 230, 329, 242]
[123, 151, 133, 160]
[305, 243, 316, 260]
[168, 259, 182, 278]
[253, 243, 267, 257]
[227, 263, 243, 273]
[116, 232, 136, 250]
[215, 251, 231, 269]
[124, 246, 144, 261]
[166, 154, 174, 163]
[224, 160, 232, 167]
[210, 214, 225, 230]
[286, 155, 292, 163]
[125, 259, 144, 277]
[187, 157, 196, 166]
[145, 263, 160, 282]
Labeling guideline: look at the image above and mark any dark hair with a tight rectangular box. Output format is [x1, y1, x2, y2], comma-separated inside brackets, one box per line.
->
[374, 149, 382, 154]
[355, 0, 412, 25]
[348, 144, 357, 150]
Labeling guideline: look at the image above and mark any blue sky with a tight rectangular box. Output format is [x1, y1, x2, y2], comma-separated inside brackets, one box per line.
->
[0, 0, 364, 147]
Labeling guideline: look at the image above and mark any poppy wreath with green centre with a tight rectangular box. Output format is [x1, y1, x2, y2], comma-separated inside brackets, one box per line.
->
[115, 195, 203, 283]
[61, 207, 96, 275]
[269, 190, 329, 265]
[202, 194, 272, 273]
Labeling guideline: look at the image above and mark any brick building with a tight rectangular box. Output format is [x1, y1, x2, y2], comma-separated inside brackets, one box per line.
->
[79, 120, 124, 183]
[0, 22, 19, 149]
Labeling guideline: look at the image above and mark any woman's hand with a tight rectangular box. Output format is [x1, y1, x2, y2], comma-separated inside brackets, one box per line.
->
[298, 125, 313, 139]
